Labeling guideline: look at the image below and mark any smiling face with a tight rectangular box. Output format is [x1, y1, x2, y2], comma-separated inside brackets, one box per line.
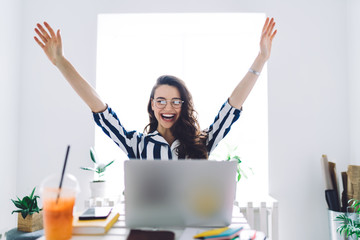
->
[151, 85, 182, 133]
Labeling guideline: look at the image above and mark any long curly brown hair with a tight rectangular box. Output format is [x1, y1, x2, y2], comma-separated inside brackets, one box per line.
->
[144, 75, 208, 159]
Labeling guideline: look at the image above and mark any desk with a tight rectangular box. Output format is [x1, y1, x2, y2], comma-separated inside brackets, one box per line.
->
[37, 205, 251, 240]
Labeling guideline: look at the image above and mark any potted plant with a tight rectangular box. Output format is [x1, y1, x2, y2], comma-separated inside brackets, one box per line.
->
[11, 187, 43, 232]
[336, 199, 360, 239]
[225, 146, 253, 182]
[81, 147, 115, 198]
[211, 143, 253, 182]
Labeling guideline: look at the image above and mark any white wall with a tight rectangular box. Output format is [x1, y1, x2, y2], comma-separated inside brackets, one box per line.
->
[268, 1, 349, 239]
[347, 0, 360, 164]
[14, 0, 351, 239]
[0, 0, 21, 230]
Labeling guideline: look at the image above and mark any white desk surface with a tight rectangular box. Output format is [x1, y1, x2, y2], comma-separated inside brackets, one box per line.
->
[38, 205, 251, 240]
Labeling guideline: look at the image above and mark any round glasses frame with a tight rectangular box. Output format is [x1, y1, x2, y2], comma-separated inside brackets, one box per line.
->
[153, 98, 184, 109]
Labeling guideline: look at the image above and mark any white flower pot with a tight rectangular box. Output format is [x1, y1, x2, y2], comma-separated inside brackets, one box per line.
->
[90, 181, 107, 198]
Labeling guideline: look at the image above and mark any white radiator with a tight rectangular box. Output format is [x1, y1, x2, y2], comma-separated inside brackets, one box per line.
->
[236, 199, 279, 240]
[86, 197, 279, 239]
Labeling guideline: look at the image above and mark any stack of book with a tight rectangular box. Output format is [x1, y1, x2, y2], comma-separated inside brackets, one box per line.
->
[72, 209, 120, 235]
[193, 227, 243, 240]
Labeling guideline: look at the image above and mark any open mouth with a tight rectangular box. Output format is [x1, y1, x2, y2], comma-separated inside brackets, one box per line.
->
[161, 113, 176, 121]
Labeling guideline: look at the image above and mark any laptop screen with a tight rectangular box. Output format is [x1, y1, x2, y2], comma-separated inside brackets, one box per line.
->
[124, 160, 237, 228]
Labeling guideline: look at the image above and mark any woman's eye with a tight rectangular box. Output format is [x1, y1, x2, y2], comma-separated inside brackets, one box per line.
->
[158, 100, 167, 105]
[172, 100, 181, 105]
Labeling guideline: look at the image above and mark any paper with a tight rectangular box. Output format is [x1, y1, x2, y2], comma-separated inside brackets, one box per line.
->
[179, 228, 214, 240]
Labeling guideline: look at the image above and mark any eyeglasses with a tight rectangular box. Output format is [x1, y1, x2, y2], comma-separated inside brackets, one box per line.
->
[153, 98, 184, 109]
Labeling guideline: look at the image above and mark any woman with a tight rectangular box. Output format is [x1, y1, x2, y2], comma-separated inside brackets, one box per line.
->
[34, 18, 277, 160]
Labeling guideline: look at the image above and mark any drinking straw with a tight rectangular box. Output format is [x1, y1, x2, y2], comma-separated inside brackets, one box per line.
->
[56, 145, 71, 204]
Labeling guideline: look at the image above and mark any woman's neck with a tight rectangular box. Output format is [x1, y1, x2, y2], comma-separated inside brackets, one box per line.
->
[157, 127, 175, 146]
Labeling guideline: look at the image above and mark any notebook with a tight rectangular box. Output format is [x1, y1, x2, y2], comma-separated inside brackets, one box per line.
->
[124, 160, 237, 228]
[127, 229, 175, 240]
[72, 210, 120, 235]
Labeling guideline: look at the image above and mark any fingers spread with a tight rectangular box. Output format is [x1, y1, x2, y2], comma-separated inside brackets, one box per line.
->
[36, 23, 51, 40]
[262, 17, 269, 33]
[270, 29, 277, 41]
[265, 18, 274, 34]
[268, 21, 276, 37]
[44, 22, 56, 38]
[34, 28, 47, 43]
[262, 17, 277, 41]
[34, 36, 45, 48]
[56, 29, 61, 40]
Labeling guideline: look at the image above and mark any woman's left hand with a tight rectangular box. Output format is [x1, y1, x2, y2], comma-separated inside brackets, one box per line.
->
[259, 17, 277, 61]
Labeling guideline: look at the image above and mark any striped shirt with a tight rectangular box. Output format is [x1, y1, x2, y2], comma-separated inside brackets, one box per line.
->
[93, 100, 241, 160]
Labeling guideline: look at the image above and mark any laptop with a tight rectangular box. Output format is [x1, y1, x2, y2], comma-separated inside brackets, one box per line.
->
[124, 160, 237, 228]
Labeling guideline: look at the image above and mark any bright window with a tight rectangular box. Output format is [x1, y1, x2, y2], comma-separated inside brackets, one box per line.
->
[95, 13, 268, 199]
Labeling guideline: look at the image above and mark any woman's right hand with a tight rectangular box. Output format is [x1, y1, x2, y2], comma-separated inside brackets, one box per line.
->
[34, 22, 106, 112]
[34, 22, 63, 66]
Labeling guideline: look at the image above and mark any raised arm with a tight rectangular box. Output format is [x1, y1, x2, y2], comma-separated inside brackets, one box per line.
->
[228, 17, 277, 109]
[34, 22, 107, 113]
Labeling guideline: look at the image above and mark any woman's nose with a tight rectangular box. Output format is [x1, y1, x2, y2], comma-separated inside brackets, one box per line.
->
[164, 101, 173, 110]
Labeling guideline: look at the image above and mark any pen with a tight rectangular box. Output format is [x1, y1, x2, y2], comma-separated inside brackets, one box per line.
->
[199, 227, 243, 239]
[250, 230, 256, 240]
[193, 227, 229, 238]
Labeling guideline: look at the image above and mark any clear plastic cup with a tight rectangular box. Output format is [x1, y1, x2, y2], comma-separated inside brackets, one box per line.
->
[40, 173, 80, 240]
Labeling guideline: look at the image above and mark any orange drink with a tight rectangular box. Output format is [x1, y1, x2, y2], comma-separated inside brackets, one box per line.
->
[43, 193, 75, 240]
[41, 174, 79, 240]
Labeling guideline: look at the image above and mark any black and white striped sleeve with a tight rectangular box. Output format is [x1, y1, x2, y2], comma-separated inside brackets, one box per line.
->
[93, 106, 140, 159]
[206, 100, 242, 153]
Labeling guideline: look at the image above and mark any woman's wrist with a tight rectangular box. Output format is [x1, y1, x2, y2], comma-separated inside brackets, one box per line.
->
[248, 53, 266, 75]
[55, 56, 68, 68]
[256, 52, 268, 64]
[248, 68, 260, 76]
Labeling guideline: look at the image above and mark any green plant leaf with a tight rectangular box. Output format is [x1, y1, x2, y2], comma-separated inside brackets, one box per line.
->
[104, 160, 115, 168]
[11, 210, 22, 214]
[335, 211, 360, 238]
[11, 187, 41, 216]
[29, 187, 36, 199]
[29, 196, 39, 212]
[29, 207, 41, 215]
[11, 199, 25, 210]
[80, 167, 96, 172]
[29, 200, 34, 212]
[90, 147, 97, 164]
[21, 209, 29, 219]
[239, 168, 248, 179]
[96, 165, 106, 173]
[23, 196, 33, 208]
[21, 197, 29, 209]
[232, 155, 241, 163]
